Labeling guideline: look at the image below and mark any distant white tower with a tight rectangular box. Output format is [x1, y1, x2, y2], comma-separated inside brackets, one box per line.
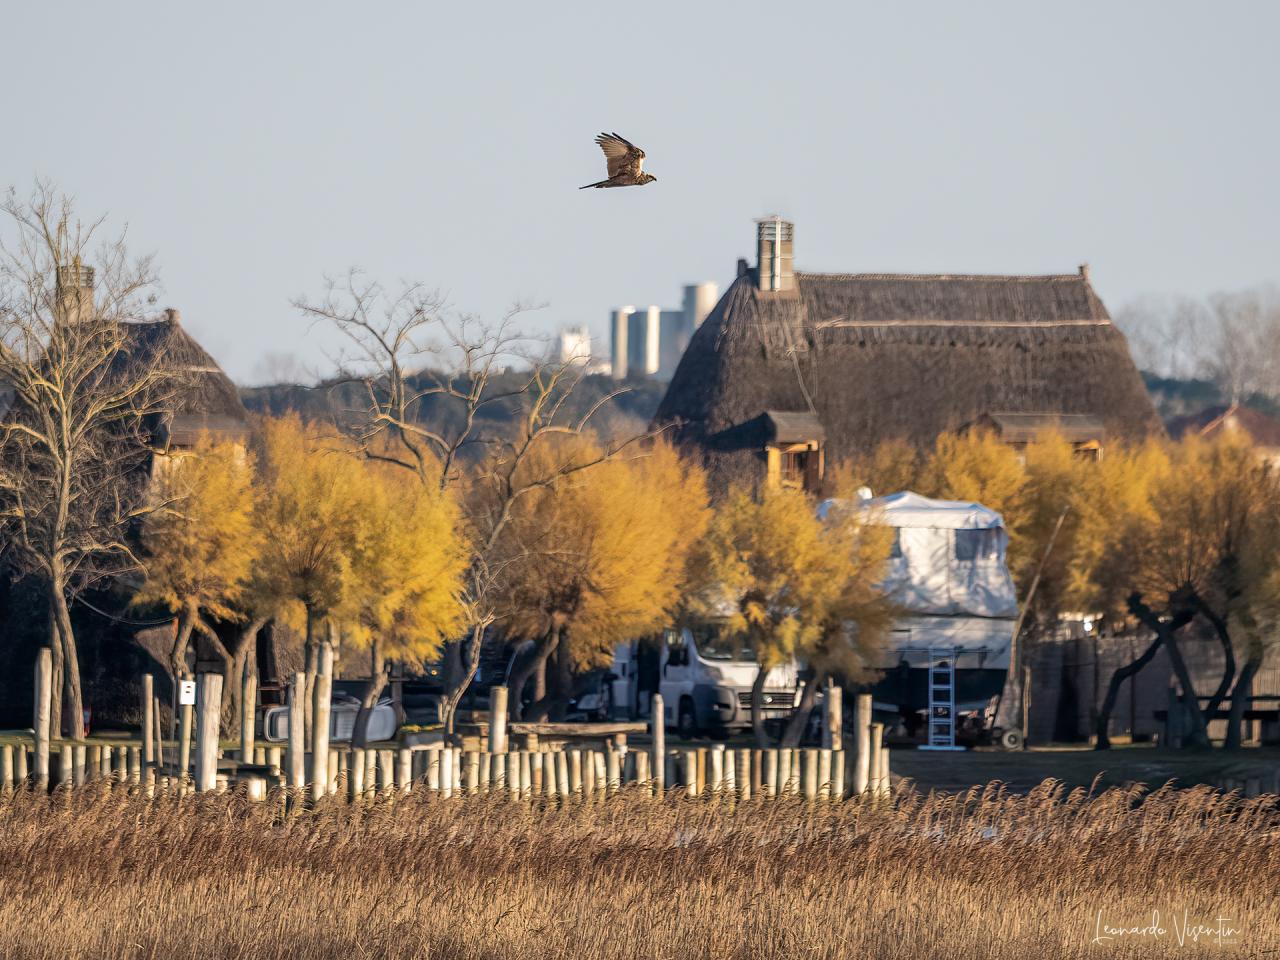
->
[627, 306, 661, 377]
[557, 326, 592, 366]
[683, 282, 718, 331]
[610, 306, 635, 379]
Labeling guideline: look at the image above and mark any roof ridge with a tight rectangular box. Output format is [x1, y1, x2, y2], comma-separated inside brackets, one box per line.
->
[796, 271, 1088, 283]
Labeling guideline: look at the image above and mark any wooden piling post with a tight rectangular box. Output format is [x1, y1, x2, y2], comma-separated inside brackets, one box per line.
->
[764, 748, 778, 798]
[141, 673, 155, 769]
[818, 748, 832, 800]
[73, 744, 86, 787]
[832, 748, 845, 800]
[605, 748, 620, 795]
[240, 659, 257, 763]
[57, 744, 72, 789]
[178, 680, 194, 783]
[287, 671, 305, 790]
[488, 686, 509, 755]
[556, 750, 569, 800]
[569, 749, 583, 798]
[878, 743, 892, 798]
[685, 750, 698, 798]
[531, 751, 544, 795]
[310, 643, 333, 801]
[396, 748, 412, 794]
[154, 696, 165, 767]
[802, 748, 818, 800]
[737, 749, 752, 801]
[868, 722, 884, 798]
[33, 647, 52, 789]
[194, 672, 224, 792]
[87, 744, 101, 783]
[349, 749, 371, 798]
[853, 693, 872, 796]
[506, 751, 520, 800]
[778, 748, 793, 795]
[650, 692, 665, 795]
[823, 682, 842, 749]
[1, 745, 12, 792]
[634, 748, 650, 789]
[724, 747, 736, 796]
[16, 746, 29, 784]
[709, 745, 724, 794]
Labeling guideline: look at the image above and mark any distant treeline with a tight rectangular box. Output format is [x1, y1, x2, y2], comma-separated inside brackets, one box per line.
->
[240, 371, 670, 446]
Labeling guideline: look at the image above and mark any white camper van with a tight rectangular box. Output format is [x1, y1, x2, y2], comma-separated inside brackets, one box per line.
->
[610, 624, 801, 739]
[817, 491, 1017, 734]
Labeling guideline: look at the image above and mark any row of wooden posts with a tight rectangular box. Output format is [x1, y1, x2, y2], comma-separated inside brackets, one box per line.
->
[6, 646, 893, 802]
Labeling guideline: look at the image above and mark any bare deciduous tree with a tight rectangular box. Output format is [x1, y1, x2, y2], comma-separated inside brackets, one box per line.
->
[0, 183, 178, 738]
[294, 271, 649, 733]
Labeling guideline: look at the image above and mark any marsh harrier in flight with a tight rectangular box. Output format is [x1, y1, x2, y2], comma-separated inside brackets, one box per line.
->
[580, 132, 657, 189]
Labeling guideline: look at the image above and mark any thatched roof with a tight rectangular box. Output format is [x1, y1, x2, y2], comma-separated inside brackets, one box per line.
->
[654, 268, 1162, 489]
[120, 311, 249, 445]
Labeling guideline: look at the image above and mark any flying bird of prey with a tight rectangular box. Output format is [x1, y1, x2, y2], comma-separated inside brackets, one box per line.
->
[580, 132, 657, 189]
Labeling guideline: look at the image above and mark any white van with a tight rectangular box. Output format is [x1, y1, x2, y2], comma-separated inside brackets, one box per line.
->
[611, 623, 801, 739]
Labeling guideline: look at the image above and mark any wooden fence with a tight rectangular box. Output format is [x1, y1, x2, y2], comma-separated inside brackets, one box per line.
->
[2, 657, 895, 804]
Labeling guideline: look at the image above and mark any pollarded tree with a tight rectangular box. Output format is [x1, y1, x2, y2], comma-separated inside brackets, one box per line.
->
[498, 438, 710, 720]
[689, 486, 893, 746]
[253, 415, 365, 723]
[0, 184, 180, 739]
[133, 435, 261, 708]
[343, 459, 467, 747]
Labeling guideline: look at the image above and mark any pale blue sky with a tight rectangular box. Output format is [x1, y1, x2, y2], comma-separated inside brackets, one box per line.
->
[5, 1, 1277, 382]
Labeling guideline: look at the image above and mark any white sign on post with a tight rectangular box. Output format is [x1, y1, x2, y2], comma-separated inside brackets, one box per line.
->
[179, 679, 197, 706]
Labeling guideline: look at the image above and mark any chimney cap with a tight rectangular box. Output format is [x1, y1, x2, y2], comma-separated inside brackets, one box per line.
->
[737, 257, 749, 278]
[1078, 263, 1091, 281]
[164, 307, 182, 325]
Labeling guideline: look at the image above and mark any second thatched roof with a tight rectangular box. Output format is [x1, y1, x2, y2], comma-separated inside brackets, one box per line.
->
[654, 267, 1162, 489]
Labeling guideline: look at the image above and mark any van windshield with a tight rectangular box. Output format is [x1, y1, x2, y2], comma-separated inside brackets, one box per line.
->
[694, 625, 757, 662]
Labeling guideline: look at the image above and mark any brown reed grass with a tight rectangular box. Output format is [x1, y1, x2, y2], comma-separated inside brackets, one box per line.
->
[0, 780, 1274, 959]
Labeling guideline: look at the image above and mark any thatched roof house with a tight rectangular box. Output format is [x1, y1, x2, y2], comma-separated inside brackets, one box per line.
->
[654, 217, 1162, 492]
[122, 308, 250, 450]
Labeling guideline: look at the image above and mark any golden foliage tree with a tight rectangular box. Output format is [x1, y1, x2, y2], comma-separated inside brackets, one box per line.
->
[253, 415, 366, 718]
[498, 439, 709, 719]
[343, 460, 467, 745]
[689, 486, 893, 746]
[134, 436, 260, 696]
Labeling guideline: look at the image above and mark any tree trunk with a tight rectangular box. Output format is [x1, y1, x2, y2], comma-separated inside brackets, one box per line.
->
[1162, 631, 1211, 748]
[1096, 632, 1160, 750]
[226, 618, 267, 737]
[526, 639, 573, 722]
[169, 602, 198, 687]
[51, 585, 84, 740]
[1195, 603, 1236, 720]
[1225, 654, 1262, 750]
[533, 656, 547, 703]
[507, 629, 559, 721]
[48, 605, 64, 741]
[780, 667, 826, 748]
[440, 620, 486, 736]
[352, 638, 387, 749]
[750, 666, 768, 748]
[303, 605, 319, 739]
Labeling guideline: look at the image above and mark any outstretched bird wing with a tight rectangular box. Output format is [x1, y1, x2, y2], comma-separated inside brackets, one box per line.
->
[595, 132, 645, 180]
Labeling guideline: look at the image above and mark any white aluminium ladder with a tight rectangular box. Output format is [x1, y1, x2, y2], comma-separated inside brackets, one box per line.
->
[920, 646, 966, 751]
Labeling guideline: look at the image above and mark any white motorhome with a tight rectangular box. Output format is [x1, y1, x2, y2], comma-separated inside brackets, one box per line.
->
[610, 624, 800, 739]
[817, 491, 1017, 731]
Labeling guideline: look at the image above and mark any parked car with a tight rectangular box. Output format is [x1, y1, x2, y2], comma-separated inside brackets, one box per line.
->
[262, 692, 398, 743]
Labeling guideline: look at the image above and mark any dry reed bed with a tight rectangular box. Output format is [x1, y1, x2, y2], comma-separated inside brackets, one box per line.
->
[0, 781, 1275, 959]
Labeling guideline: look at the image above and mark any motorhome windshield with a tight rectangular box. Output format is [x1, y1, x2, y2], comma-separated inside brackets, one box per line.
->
[694, 625, 756, 661]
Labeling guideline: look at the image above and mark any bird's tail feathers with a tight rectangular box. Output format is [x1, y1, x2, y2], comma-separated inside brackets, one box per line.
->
[579, 179, 611, 189]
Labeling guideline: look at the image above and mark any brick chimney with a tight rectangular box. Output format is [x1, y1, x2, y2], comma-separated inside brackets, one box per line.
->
[755, 216, 795, 292]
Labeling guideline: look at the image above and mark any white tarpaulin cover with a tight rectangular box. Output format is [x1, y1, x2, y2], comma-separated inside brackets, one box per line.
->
[817, 491, 1018, 619]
